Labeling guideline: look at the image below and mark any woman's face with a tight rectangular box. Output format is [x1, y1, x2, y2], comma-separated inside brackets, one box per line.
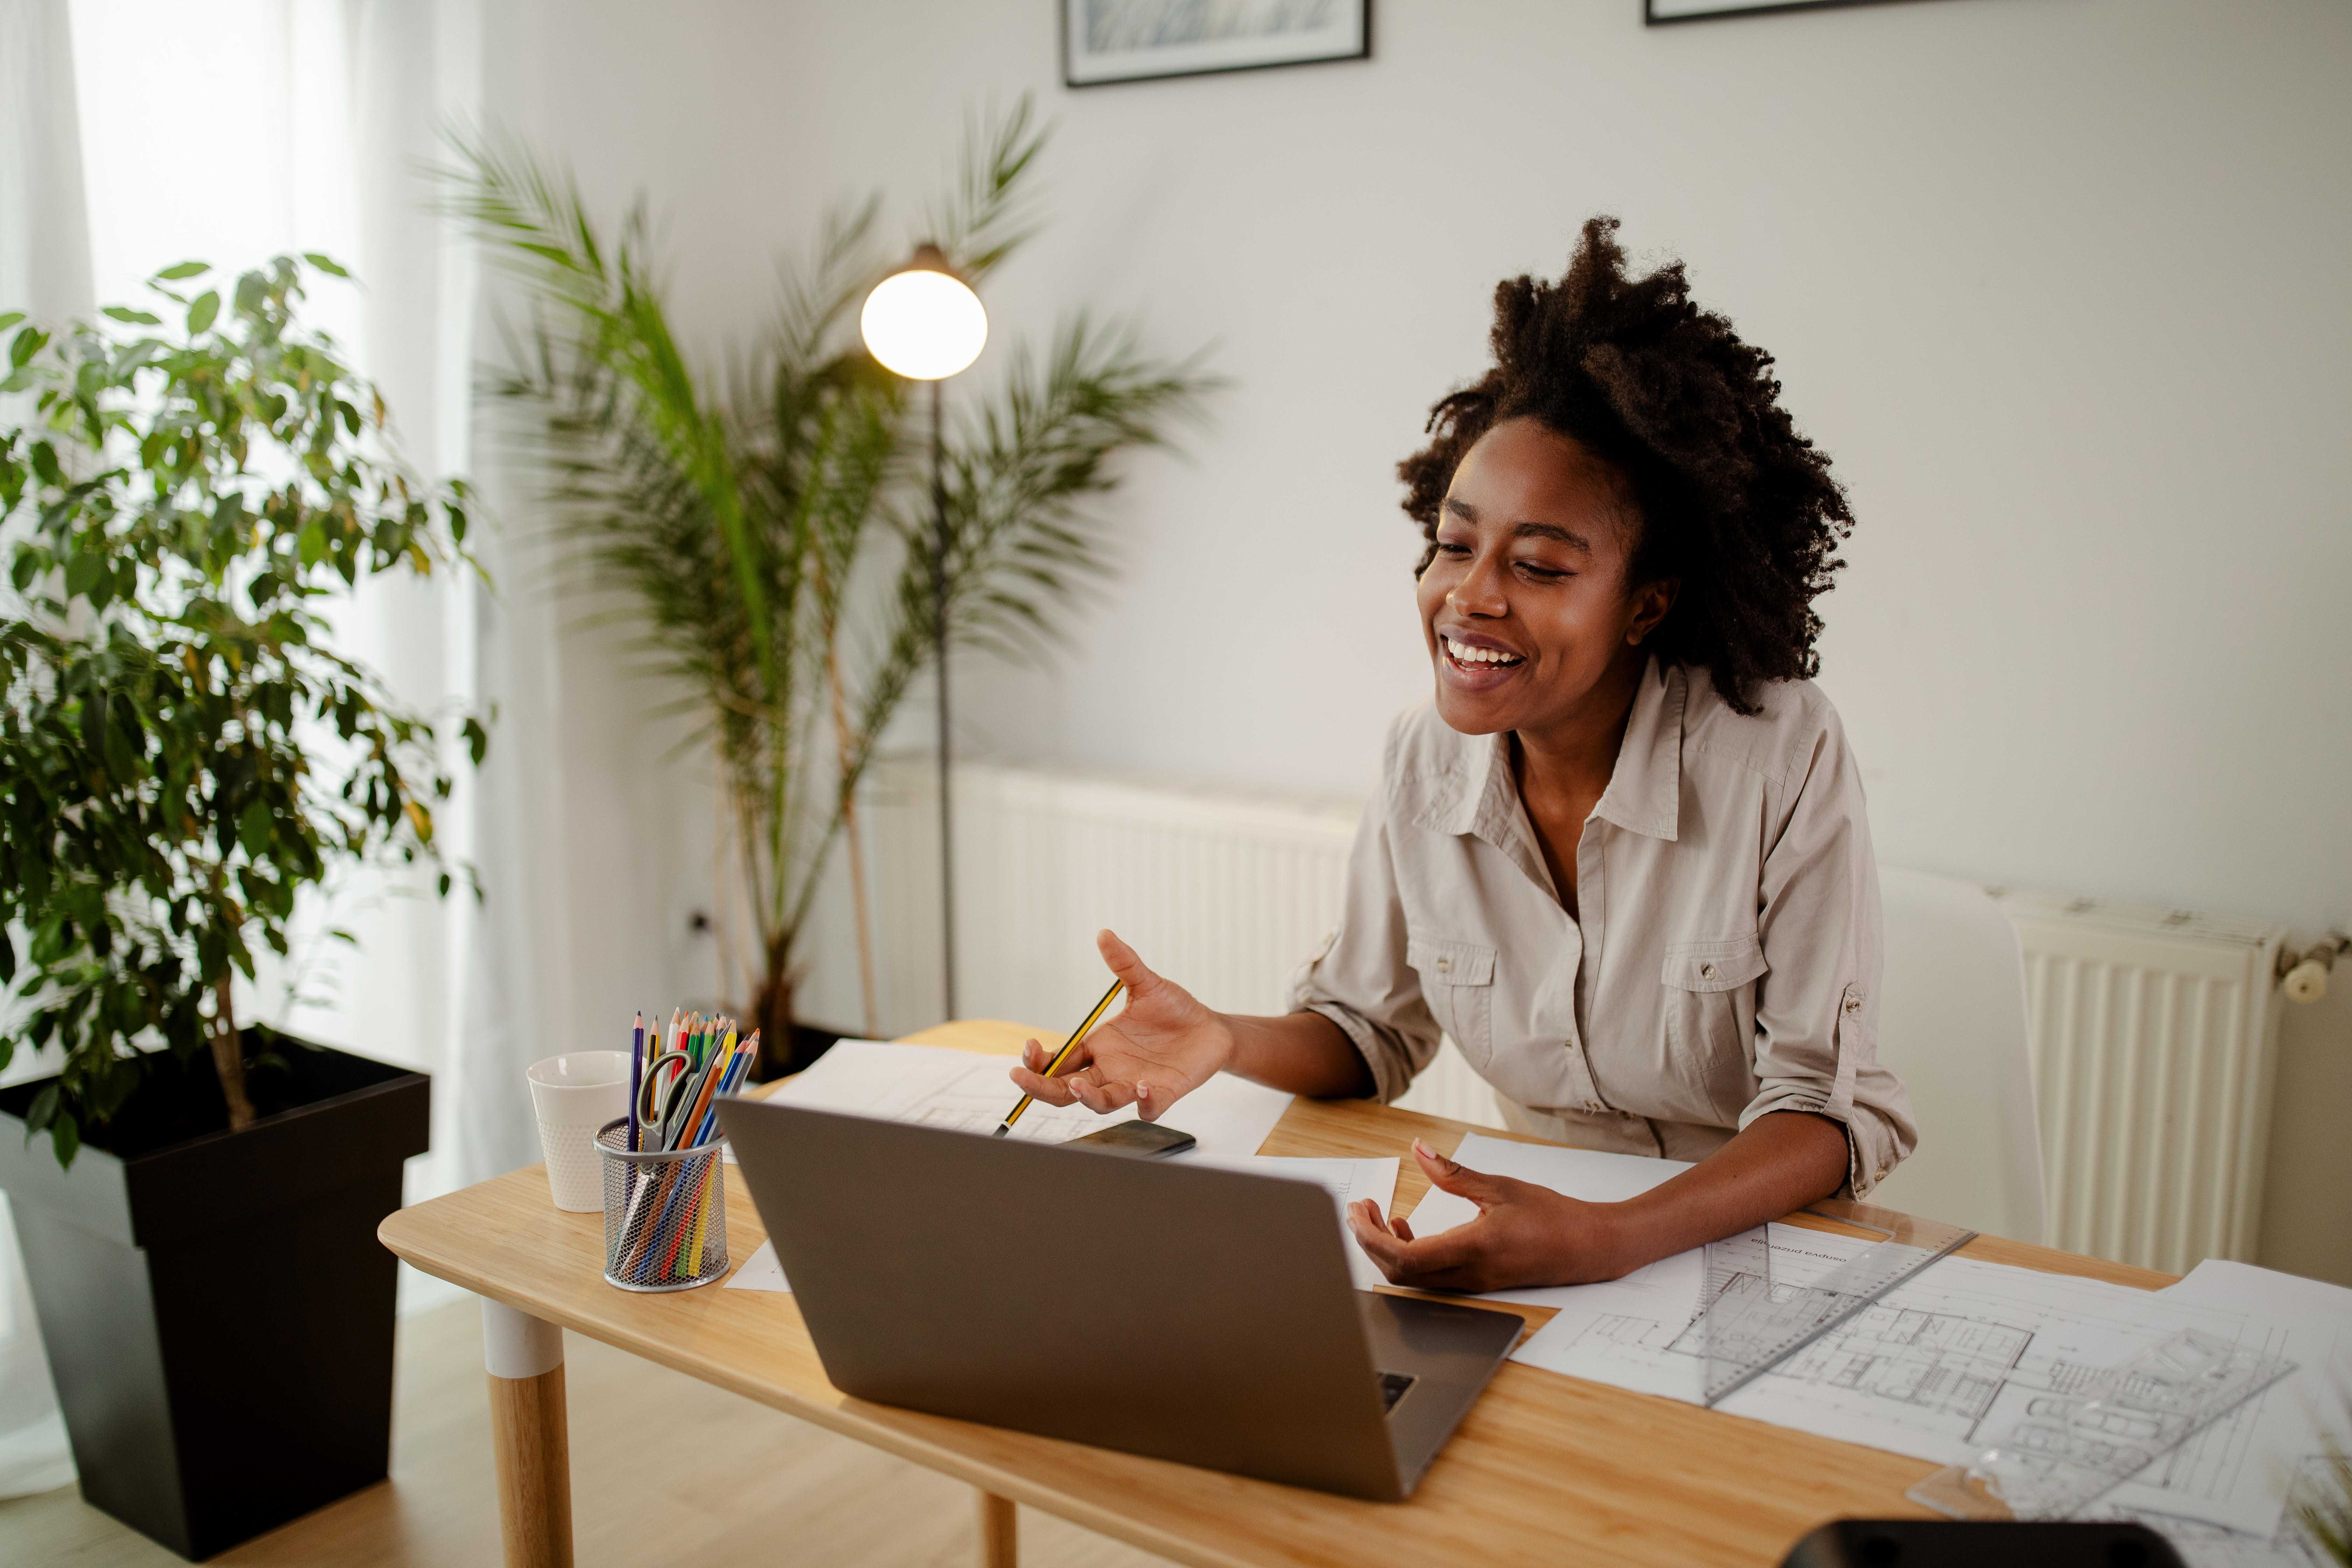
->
[1416, 416, 1675, 740]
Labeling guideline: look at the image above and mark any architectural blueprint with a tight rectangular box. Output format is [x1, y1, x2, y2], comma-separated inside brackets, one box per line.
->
[743, 1039, 1294, 1158]
[1511, 1228, 2309, 1537]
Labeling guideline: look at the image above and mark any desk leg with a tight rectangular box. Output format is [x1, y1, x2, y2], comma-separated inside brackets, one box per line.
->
[482, 1299, 574, 1568]
[977, 1489, 1017, 1568]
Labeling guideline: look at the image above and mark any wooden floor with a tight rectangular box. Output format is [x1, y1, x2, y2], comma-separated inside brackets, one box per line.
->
[0, 1297, 1173, 1567]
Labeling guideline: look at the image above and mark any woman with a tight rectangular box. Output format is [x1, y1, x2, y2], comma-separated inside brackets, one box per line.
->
[1007, 218, 1915, 1292]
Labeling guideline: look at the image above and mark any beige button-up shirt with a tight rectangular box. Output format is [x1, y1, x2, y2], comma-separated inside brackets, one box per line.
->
[1291, 659, 1916, 1198]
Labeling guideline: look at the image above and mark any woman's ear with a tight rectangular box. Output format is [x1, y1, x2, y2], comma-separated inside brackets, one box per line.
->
[1627, 578, 1679, 645]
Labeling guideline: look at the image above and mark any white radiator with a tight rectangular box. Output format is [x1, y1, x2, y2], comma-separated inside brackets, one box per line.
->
[1991, 891, 2287, 1274]
[837, 759, 2290, 1271]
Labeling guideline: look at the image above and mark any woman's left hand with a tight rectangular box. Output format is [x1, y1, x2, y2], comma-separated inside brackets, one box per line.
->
[1344, 1139, 1636, 1292]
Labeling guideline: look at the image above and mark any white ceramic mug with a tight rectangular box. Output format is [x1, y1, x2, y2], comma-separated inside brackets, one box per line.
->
[527, 1051, 631, 1211]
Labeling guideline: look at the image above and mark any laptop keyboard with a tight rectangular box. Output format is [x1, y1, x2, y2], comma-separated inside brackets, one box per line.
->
[1376, 1371, 1416, 1414]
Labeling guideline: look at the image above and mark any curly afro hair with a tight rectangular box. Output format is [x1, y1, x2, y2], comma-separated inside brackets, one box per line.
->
[1398, 217, 1851, 716]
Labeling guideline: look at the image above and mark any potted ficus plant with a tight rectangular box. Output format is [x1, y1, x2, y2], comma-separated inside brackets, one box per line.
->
[0, 254, 482, 1559]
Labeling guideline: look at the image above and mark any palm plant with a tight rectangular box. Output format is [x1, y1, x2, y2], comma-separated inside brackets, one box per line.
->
[440, 100, 1212, 1065]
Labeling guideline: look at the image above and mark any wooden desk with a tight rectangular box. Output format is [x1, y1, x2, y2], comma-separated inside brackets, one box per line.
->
[379, 1021, 2171, 1568]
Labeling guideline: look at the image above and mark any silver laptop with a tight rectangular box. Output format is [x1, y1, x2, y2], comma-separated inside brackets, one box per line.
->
[719, 1098, 1522, 1500]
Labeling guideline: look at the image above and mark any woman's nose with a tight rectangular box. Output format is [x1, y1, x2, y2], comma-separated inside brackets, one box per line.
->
[1449, 553, 1510, 617]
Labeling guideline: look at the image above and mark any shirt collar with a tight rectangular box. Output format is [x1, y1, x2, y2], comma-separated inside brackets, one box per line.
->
[1420, 656, 1685, 845]
[1593, 658, 1684, 842]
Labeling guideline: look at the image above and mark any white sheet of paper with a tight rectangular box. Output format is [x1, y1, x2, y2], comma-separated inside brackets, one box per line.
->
[2120, 1258, 2352, 1538]
[729, 1038, 1293, 1162]
[1512, 1233, 2302, 1535]
[1398, 1132, 1699, 1306]
[724, 1238, 790, 1293]
[1185, 1154, 1400, 1290]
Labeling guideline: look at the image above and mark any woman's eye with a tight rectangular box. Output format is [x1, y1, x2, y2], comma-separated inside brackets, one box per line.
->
[1435, 540, 1472, 556]
[1515, 560, 1570, 581]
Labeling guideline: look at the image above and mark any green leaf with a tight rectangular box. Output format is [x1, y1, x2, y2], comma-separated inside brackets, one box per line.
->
[9, 325, 45, 368]
[237, 798, 271, 859]
[0, 311, 22, 333]
[302, 252, 351, 279]
[49, 1111, 79, 1168]
[154, 260, 210, 281]
[24, 1084, 57, 1135]
[101, 306, 163, 326]
[187, 290, 220, 334]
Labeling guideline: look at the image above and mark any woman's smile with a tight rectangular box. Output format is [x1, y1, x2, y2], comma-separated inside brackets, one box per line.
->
[1437, 628, 1529, 690]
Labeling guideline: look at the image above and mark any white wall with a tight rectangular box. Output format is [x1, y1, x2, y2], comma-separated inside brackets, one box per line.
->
[484, 0, 2352, 1280]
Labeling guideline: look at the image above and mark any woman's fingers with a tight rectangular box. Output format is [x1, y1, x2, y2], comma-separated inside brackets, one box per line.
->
[1006, 1063, 1082, 1104]
[1346, 1202, 1489, 1288]
[1096, 927, 1167, 1002]
[1412, 1138, 1516, 1208]
[1065, 1073, 1138, 1115]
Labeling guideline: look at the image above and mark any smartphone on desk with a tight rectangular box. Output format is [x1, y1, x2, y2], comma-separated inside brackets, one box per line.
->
[1062, 1121, 1197, 1158]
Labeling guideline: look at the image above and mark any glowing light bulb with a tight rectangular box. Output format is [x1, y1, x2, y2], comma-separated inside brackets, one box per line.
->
[860, 251, 987, 380]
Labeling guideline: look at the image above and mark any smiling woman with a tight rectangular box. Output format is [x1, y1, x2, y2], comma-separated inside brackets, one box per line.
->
[1003, 217, 1915, 1295]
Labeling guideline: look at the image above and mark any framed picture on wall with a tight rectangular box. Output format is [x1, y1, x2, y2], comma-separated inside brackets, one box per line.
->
[1062, 0, 1371, 88]
[1648, 0, 1943, 22]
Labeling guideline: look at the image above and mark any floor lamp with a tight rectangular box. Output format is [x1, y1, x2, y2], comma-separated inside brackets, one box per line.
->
[860, 245, 986, 1020]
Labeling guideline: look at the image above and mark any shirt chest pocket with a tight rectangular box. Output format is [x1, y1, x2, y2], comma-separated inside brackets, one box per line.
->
[1408, 936, 1496, 1065]
[1659, 936, 1768, 1091]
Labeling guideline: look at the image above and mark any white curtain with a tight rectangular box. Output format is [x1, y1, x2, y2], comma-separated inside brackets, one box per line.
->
[0, 0, 567, 1500]
[0, 1, 93, 1500]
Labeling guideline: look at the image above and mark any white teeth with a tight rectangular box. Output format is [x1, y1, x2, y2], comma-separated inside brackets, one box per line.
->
[1448, 637, 1519, 666]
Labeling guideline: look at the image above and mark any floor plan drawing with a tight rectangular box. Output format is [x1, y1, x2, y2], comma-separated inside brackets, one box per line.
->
[894, 1058, 1122, 1142]
[1512, 1231, 2307, 1539]
[755, 1038, 1294, 1160]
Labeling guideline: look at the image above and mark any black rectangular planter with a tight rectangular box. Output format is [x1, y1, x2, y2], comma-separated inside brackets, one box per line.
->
[0, 1031, 428, 1560]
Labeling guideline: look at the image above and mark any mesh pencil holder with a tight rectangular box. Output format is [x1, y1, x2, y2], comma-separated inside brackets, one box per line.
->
[596, 1118, 729, 1292]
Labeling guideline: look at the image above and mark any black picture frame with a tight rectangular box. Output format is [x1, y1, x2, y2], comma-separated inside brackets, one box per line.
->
[1062, 0, 1372, 89]
[1647, 0, 1949, 24]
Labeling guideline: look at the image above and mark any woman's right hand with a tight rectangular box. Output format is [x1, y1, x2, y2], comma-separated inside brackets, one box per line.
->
[1006, 929, 1234, 1122]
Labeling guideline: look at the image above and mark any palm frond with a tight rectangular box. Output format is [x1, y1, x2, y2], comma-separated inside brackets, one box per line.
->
[925, 98, 1049, 280]
[935, 312, 1218, 663]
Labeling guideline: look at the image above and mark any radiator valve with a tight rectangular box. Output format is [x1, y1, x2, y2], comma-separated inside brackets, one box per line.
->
[2279, 933, 2351, 1004]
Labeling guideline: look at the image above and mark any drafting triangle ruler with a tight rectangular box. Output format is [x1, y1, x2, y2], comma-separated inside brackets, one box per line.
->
[1908, 1327, 2295, 1521]
[1699, 1203, 1976, 1407]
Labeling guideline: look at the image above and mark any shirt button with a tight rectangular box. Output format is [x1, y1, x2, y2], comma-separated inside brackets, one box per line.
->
[1436, 957, 1451, 974]
[1700, 962, 1717, 980]
[1843, 995, 1862, 1015]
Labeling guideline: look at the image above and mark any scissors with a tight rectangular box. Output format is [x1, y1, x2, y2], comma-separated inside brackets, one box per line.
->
[636, 1049, 698, 1149]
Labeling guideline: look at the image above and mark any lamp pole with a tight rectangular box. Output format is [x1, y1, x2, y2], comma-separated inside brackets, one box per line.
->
[860, 243, 984, 1026]
[931, 376, 956, 1020]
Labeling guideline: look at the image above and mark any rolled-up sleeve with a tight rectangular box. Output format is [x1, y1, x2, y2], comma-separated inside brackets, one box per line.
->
[1289, 780, 1442, 1104]
[1742, 705, 1919, 1199]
